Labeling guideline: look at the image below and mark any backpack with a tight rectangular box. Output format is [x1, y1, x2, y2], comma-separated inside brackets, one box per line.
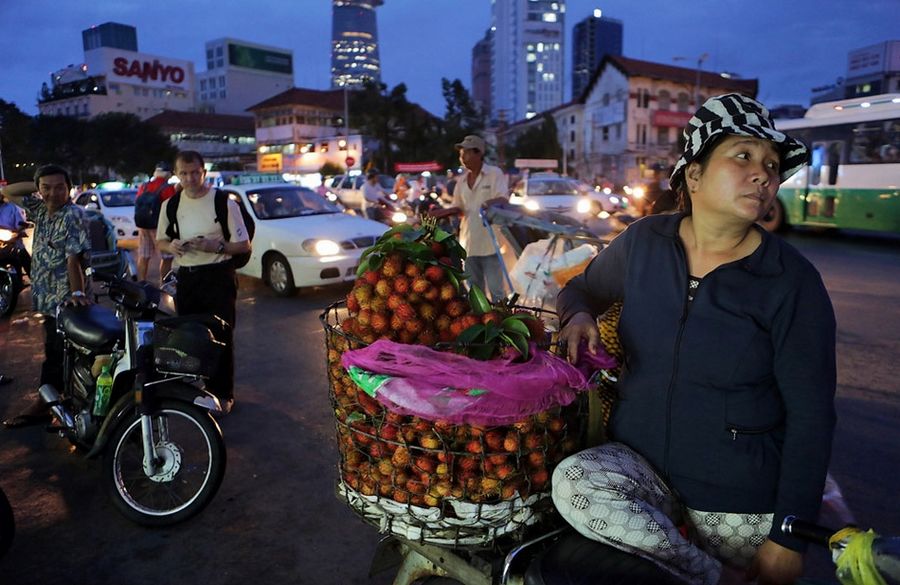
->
[164, 189, 255, 268]
[134, 179, 170, 229]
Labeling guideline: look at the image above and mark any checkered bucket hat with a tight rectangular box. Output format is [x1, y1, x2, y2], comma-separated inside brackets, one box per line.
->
[670, 93, 809, 192]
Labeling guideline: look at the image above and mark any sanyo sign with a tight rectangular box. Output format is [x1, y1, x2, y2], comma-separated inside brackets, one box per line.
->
[85, 47, 194, 91]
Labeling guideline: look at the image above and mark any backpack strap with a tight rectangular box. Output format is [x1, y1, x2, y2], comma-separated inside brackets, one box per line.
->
[213, 189, 232, 242]
[165, 192, 181, 240]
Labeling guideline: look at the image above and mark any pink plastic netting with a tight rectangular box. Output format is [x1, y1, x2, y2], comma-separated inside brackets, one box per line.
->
[340, 339, 617, 425]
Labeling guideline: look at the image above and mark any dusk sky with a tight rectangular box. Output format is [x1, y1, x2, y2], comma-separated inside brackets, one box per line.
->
[0, 0, 897, 118]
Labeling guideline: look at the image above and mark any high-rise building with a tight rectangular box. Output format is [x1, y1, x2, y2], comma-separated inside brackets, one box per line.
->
[196, 38, 294, 115]
[491, 0, 565, 123]
[331, 0, 384, 89]
[572, 10, 622, 99]
[471, 29, 493, 116]
[82, 22, 138, 52]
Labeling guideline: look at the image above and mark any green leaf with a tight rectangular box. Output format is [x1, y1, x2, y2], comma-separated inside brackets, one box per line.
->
[502, 331, 529, 359]
[447, 270, 460, 291]
[345, 412, 366, 424]
[469, 285, 491, 315]
[501, 316, 531, 338]
[456, 324, 485, 345]
[470, 344, 495, 361]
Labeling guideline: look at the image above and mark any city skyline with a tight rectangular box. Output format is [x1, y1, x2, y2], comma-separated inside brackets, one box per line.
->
[0, 0, 897, 120]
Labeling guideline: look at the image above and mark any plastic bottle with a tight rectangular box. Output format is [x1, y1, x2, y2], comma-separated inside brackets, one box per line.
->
[93, 363, 113, 417]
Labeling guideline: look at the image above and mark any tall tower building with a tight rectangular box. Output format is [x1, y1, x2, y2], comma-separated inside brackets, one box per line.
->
[572, 10, 623, 99]
[491, 0, 565, 122]
[331, 0, 384, 89]
[471, 29, 493, 117]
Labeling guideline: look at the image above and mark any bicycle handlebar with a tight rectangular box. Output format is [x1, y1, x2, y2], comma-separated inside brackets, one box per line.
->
[781, 515, 840, 547]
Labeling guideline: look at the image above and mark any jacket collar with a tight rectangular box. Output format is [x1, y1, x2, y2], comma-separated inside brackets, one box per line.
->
[650, 212, 784, 277]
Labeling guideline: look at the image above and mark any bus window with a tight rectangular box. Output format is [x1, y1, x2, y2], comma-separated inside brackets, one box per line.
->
[810, 143, 825, 185]
[827, 141, 843, 185]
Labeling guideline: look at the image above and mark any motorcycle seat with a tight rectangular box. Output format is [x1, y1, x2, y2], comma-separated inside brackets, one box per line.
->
[60, 304, 124, 349]
[524, 530, 680, 585]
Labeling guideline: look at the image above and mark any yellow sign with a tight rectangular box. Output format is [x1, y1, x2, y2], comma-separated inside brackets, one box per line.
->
[259, 153, 283, 172]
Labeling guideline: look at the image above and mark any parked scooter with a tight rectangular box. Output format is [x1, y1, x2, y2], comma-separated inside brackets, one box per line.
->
[0, 222, 31, 317]
[37, 267, 227, 526]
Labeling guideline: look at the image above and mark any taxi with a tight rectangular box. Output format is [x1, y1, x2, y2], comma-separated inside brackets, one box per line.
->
[74, 182, 139, 247]
[215, 174, 388, 296]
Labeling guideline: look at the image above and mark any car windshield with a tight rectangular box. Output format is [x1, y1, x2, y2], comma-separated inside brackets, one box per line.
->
[246, 187, 341, 219]
[99, 190, 137, 207]
[353, 175, 396, 190]
[525, 179, 581, 197]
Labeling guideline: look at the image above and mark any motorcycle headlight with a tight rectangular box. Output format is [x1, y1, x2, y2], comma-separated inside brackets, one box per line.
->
[302, 239, 341, 256]
[388, 193, 398, 201]
[524, 200, 540, 211]
[576, 199, 592, 214]
[391, 211, 408, 224]
[0, 228, 14, 242]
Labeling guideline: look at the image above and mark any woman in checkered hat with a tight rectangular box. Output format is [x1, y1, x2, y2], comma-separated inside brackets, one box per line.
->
[554, 94, 836, 584]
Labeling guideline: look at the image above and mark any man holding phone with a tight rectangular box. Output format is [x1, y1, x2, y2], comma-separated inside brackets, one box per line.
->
[157, 151, 250, 416]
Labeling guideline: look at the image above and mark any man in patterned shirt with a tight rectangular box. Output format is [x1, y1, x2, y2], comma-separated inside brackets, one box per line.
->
[2, 165, 92, 428]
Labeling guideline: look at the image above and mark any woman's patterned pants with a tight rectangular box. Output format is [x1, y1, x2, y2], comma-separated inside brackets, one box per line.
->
[552, 442, 772, 585]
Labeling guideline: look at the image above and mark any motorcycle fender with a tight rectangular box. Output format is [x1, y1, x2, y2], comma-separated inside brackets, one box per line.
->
[85, 380, 214, 459]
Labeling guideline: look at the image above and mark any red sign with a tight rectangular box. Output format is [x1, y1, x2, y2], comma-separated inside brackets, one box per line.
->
[345, 157, 356, 167]
[652, 110, 693, 128]
[394, 161, 443, 173]
[112, 57, 185, 84]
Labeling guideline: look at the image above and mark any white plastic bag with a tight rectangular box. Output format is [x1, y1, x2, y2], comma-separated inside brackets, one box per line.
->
[509, 239, 597, 308]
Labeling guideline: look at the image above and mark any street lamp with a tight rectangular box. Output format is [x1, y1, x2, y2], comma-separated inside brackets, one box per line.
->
[673, 53, 709, 108]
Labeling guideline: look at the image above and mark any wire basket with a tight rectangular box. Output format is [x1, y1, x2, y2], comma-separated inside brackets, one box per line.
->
[153, 316, 225, 378]
[321, 301, 586, 548]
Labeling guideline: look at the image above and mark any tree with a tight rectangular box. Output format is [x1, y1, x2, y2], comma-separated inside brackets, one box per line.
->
[30, 114, 90, 184]
[318, 161, 344, 178]
[0, 100, 36, 183]
[84, 113, 174, 180]
[438, 79, 485, 170]
[505, 114, 562, 166]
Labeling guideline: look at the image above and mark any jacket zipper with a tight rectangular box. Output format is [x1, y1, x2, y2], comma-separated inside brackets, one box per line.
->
[663, 241, 693, 477]
[728, 425, 776, 441]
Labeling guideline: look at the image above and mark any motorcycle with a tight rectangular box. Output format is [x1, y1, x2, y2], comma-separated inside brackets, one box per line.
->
[37, 267, 227, 526]
[0, 483, 13, 559]
[0, 222, 31, 318]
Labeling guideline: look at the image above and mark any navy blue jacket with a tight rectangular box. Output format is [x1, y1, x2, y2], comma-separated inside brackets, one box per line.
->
[558, 213, 836, 551]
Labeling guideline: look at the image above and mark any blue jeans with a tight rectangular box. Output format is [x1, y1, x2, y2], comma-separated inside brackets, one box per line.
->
[466, 254, 505, 302]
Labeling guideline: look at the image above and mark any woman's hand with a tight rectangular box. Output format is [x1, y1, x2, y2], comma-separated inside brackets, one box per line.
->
[745, 540, 803, 585]
[560, 311, 600, 363]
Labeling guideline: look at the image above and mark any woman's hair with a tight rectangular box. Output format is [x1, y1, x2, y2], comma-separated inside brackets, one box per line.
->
[674, 134, 725, 214]
[34, 164, 73, 190]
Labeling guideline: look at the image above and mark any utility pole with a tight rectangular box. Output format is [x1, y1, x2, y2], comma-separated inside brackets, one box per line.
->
[673, 53, 709, 108]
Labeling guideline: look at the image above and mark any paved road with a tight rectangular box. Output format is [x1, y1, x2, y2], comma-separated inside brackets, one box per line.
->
[0, 229, 898, 585]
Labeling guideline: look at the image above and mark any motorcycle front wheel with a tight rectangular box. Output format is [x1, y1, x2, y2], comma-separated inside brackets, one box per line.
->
[0, 271, 19, 318]
[103, 400, 226, 526]
[0, 485, 14, 558]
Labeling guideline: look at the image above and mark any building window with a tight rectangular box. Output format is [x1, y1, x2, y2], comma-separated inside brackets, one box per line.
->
[658, 90, 671, 111]
[570, 130, 576, 142]
[616, 123, 622, 139]
[219, 90, 226, 99]
[602, 93, 610, 106]
[209, 78, 216, 89]
[207, 60, 214, 70]
[200, 79, 207, 91]
[677, 92, 691, 112]
[658, 127, 669, 146]
[602, 126, 609, 141]
[637, 89, 651, 108]
[207, 49, 214, 60]
[216, 58, 224, 68]
[218, 76, 226, 88]
[215, 46, 223, 57]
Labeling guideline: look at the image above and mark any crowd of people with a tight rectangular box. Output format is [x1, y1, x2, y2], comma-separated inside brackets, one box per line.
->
[0, 93, 840, 585]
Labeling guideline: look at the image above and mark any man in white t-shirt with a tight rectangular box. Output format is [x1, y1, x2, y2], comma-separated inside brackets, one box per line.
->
[157, 151, 250, 416]
[430, 135, 509, 301]
[361, 169, 390, 220]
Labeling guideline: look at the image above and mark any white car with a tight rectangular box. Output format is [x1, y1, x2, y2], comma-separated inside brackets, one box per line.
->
[325, 173, 396, 211]
[220, 178, 388, 296]
[509, 174, 628, 220]
[74, 186, 139, 244]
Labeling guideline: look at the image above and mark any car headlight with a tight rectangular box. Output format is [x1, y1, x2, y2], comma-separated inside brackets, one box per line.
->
[391, 211, 408, 224]
[524, 200, 540, 211]
[302, 239, 341, 256]
[576, 199, 592, 214]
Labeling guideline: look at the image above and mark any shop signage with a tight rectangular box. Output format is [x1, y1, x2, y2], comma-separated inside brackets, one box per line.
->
[652, 110, 692, 128]
[112, 58, 185, 84]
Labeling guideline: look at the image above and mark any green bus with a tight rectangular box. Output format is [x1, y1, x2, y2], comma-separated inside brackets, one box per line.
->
[761, 94, 900, 233]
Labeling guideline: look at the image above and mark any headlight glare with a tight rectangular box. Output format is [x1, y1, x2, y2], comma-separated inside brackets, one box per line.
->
[302, 239, 341, 255]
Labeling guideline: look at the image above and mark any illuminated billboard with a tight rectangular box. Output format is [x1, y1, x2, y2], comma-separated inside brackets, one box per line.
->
[228, 44, 293, 75]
